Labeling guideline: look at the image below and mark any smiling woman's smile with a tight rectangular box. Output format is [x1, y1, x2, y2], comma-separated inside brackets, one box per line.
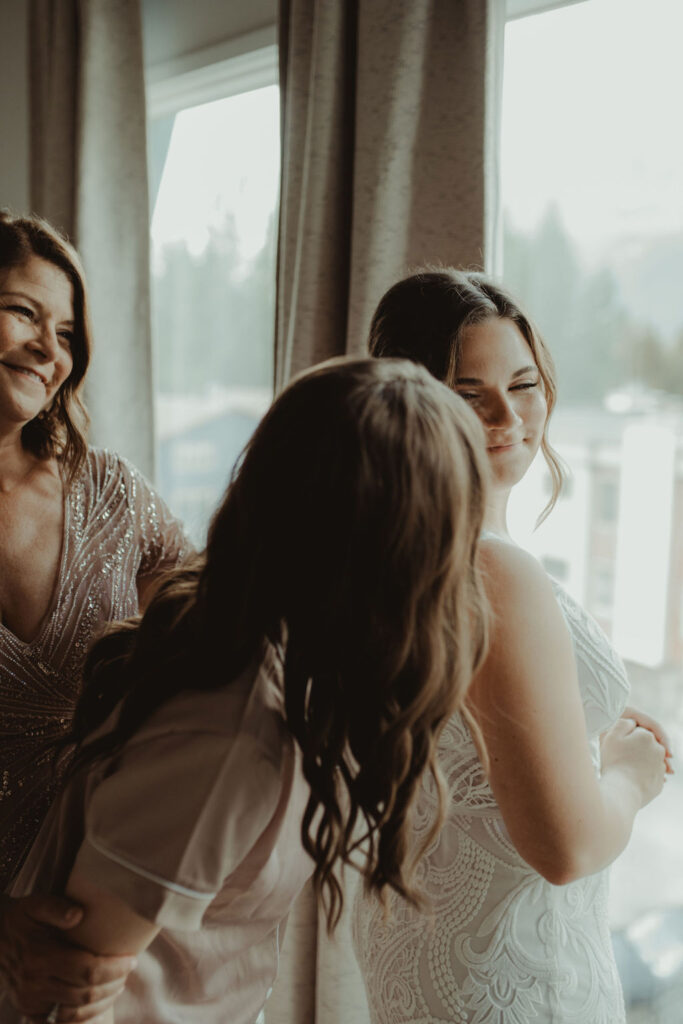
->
[3, 363, 47, 386]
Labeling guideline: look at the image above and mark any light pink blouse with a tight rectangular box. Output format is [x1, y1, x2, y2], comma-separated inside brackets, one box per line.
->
[8, 652, 314, 1024]
[0, 448, 190, 892]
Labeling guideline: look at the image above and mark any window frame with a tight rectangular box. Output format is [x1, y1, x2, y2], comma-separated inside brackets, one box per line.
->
[505, 0, 590, 21]
[146, 25, 277, 120]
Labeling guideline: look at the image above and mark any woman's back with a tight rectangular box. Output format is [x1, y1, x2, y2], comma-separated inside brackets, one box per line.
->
[4, 358, 492, 1024]
[352, 541, 630, 1024]
[7, 649, 313, 1024]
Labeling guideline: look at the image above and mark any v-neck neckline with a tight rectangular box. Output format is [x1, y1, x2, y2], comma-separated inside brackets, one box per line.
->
[0, 466, 70, 649]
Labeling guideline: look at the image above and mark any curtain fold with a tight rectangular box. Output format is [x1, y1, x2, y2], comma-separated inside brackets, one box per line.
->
[30, 0, 154, 477]
[270, 1, 505, 1019]
[275, 0, 505, 392]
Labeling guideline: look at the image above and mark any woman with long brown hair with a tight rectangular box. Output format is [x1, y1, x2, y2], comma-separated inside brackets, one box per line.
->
[353, 268, 671, 1024]
[5, 356, 489, 1024]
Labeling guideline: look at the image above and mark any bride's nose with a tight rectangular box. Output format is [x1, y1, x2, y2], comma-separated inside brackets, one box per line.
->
[481, 391, 522, 429]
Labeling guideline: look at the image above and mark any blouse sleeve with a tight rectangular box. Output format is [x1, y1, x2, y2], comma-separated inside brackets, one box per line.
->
[115, 453, 194, 575]
[71, 728, 285, 930]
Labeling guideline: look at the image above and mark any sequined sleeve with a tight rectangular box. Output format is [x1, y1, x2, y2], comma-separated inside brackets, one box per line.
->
[110, 452, 193, 578]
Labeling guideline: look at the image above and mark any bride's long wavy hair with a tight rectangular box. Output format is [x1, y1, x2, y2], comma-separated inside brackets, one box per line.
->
[67, 357, 489, 930]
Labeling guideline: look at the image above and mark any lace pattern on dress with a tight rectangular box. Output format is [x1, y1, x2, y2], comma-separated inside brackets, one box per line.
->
[352, 574, 629, 1024]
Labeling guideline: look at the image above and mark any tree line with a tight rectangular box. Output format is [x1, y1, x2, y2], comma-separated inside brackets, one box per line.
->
[152, 204, 683, 402]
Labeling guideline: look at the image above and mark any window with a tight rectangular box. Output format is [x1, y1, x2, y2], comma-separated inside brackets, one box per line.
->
[540, 555, 569, 582]
[595, 478, 619, 524]
[591, 560, 615, 612]
[543, 469, 573, 500]
[503, 1, 683, 1018]
[148, 41, 279, 545]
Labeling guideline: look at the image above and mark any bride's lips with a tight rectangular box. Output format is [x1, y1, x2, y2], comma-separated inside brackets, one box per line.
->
[487, 440, 523, 452]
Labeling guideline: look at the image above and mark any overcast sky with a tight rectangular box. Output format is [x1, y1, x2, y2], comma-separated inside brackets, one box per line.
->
[502, 0, 683, 260]
[151, 84, 280, 264]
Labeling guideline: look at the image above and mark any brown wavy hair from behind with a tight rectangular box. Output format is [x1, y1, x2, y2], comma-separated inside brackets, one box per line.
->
[68, 356, 489, 932]
[368, 267, 566, 526]
[0, 210, 91, 483]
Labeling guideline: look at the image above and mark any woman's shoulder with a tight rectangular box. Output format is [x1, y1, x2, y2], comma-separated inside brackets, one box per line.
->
[68, 446, 132, 489]
[477, 535, 629, 727]
[83, 446, 145, 482]
[126, 653, 289, 763]
[477, 534, 554, 610]
[76, 448, 166, 516]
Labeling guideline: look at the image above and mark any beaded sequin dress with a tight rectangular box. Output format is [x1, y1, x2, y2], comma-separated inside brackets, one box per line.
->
[352, 573, 630, 1024]
[0, 449, 189, 892]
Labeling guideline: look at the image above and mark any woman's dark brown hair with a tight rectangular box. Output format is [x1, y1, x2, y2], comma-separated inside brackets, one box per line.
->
[68, 357, 489, 930]
[0, 210, 91, 482]
[369, 267, 565, 524]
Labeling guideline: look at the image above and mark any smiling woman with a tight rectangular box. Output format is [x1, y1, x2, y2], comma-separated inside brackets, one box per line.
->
[0, 211, 191, 1023]
[0, 259, 76, 447]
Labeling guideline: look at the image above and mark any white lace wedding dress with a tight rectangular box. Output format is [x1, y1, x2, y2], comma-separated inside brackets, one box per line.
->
[352, 575, 630, 1024]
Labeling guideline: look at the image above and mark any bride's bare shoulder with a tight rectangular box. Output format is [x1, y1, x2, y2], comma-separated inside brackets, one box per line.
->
[477, 536, 550, 601]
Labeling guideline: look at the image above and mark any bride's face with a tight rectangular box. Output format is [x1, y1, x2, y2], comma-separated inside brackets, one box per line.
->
[454, 316, 548, 492]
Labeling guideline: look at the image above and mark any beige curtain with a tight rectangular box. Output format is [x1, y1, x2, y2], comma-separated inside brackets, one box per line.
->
[275, 0, 505, 392]
[30, 0, 154, 477]
[271, 1, 505, 1019]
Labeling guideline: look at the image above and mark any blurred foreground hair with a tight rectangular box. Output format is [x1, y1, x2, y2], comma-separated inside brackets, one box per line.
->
[69, 357, 489, 929]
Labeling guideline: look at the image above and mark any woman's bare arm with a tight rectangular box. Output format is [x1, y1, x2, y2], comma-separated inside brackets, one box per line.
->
[45, 869, 161, 1022]
[468, 539, 666, 885]
[0, 893, 135, 1023]
[64, 869, 160, 958]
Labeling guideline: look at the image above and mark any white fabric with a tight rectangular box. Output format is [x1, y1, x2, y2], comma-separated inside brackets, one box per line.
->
[7, 658, 314, 1024]
[29, 0, 154, 477]
[352, 574, 630, 1024]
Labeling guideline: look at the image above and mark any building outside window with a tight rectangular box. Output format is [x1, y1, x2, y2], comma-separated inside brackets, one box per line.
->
[503, 2, 683, 1019]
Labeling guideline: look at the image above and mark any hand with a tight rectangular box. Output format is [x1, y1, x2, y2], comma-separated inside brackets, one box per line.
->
[601, 716, 668, 808]
[0, 893, 135, 1022]
[621, 706, 675, 774]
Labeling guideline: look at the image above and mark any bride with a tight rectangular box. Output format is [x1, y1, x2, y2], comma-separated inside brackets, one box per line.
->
[353, 268, 671, 1024]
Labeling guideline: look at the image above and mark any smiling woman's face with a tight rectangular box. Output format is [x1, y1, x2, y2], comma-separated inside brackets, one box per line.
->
[454, 316, 548, 493]
[0, 256, 75, 432]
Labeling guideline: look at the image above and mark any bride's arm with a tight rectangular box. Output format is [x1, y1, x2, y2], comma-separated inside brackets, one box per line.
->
[467, 539, 667, 885]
